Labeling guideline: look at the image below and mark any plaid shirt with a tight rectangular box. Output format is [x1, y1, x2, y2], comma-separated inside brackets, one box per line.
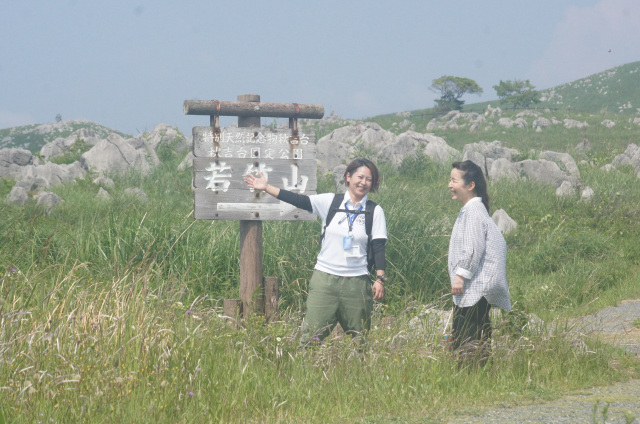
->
[448, 197, 511, 311]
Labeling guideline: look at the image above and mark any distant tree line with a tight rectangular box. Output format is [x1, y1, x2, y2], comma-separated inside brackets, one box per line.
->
[429, 76, 541, 112]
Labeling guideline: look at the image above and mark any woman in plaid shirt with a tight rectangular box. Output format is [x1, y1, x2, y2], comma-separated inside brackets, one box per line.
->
[448, 160, 511, 364]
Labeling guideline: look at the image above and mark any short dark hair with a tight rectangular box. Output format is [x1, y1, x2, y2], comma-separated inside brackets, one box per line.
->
[344, 158, 380, 193]
[452, 160, 489, 212]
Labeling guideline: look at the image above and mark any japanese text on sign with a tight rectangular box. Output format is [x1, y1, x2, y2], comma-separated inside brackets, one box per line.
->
[192, 127, 317, 221]
[199, 130, 310, 146]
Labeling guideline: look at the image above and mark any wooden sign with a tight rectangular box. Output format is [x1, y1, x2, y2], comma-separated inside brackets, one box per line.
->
[192, 126, 318, 221]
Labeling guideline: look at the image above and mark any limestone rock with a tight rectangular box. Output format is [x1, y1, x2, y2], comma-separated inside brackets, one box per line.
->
[124, 187, 148, 203]
[492, 209, 517, 234]
[81, 135, 153, 176]
[488, 158, 519, 181]
[556, 180, 575, 196]
[0, 148, 39, 179]
[581, 186, 595, 200]
[6, 186, 29, 206]
[35, 192, 63, 215]
[539, 151, 580, 178]
[601, 119, 615, 128]
[515, 159, 578, 189]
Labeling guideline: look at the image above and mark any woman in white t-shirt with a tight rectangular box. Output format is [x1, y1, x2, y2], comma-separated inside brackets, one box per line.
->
[244, 158, 387, 345]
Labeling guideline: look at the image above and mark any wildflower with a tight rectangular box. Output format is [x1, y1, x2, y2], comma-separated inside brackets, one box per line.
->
[186, 310, 193, 316]
[276, 337, 282, 343]
[188, 391, 194, 397]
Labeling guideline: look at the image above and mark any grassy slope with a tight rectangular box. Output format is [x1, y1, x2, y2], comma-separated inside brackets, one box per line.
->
[1, 62, 640, 422]
[1, 156, 639, 423]
[2, 62, 640, 317]
[538, 61, 640, 114]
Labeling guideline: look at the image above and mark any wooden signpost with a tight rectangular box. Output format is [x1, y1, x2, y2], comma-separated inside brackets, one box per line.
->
[184, 94, 324, 320]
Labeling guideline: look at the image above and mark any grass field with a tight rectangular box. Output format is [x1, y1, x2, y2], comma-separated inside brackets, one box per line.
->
[2, 138, 640, 421]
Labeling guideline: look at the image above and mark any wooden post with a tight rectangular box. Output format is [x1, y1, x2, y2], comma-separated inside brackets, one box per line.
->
[237, 93, 262, 128]
[239, 214, 264, 315]
[238, 94, 265, 316]
[264, 276, 280, 320]
[223, 299, 242, 326]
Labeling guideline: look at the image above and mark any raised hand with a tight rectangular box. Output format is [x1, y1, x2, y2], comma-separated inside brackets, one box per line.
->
[243, 172, 268, 191]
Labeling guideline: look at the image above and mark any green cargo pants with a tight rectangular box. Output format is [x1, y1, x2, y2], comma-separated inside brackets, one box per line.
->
[300, 270, 373, 346]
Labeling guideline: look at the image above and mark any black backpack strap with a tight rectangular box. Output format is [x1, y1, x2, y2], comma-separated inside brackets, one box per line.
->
[364, 200, 377, 238]
[320, 193, 344, 247]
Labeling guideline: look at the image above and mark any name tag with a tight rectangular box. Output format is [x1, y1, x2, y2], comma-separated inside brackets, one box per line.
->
[344, 245, 361, 258]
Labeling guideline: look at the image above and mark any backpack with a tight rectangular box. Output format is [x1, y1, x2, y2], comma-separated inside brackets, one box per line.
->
[320, 193, 378, 272]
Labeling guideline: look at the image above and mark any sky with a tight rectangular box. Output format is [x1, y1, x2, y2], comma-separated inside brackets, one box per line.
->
[1, 0, 639, 136]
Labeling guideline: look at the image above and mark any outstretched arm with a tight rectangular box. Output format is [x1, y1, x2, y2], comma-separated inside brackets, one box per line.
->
[243, 172, 313, 212]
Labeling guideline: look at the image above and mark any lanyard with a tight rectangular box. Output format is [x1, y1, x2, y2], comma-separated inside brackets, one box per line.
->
[344, 202, 363, 235]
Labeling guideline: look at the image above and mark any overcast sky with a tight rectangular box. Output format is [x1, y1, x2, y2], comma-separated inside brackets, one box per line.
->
[1, 0, 639, 136]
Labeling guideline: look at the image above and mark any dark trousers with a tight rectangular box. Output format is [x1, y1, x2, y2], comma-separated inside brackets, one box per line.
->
[452, 296, 492, 362]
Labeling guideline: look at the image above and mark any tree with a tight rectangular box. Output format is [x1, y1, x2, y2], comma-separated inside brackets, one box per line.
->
[429, 76, 483, 112]
[55, 113, 62, 123]
[493, 79, 541, 109]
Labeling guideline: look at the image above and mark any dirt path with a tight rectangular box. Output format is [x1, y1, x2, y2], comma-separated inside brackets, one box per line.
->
[447, 300, 640, 423]
[572, 299, 640, 355]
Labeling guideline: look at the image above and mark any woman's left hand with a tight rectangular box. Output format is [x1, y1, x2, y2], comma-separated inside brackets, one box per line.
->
[372, 280, 384, 301]
[452, 274, 464, 295]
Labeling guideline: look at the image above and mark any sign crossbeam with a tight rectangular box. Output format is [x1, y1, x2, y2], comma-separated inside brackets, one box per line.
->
[184, 100, 324, 119]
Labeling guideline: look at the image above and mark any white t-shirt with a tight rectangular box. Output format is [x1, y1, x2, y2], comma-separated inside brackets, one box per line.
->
[309, 192, 387, 277]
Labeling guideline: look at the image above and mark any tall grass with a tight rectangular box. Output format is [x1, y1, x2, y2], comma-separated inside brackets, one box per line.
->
[1, 153, 640, 422]
[0, 264, 634, 423]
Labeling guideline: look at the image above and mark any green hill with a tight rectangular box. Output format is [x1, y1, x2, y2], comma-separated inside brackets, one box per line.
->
[0, 119, 130, 153]
[537, 61, 640, 114]
[366, 61, 640, 124]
